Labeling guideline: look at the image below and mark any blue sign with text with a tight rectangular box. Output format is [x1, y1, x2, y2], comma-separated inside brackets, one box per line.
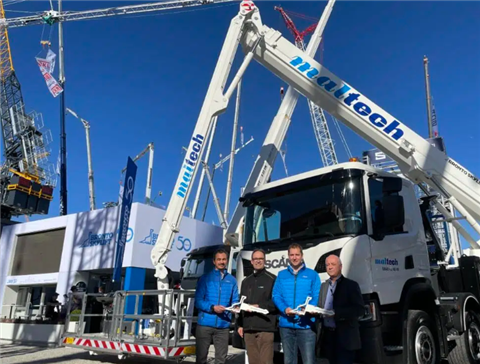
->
[113, 157, 137, 283]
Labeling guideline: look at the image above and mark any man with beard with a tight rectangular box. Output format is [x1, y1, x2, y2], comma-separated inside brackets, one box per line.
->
[194, 248, 239, 364]
[237, 248, 277, 364]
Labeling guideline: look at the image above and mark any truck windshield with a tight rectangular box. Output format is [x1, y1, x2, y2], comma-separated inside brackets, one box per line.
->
[244, 175, 365, 244]
[183, 257, 215, 279]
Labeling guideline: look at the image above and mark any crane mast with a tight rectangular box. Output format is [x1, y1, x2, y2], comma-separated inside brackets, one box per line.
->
[0, 0, 55, 219]
[2, 0, 236, 219]
[275, 6, 339, 167]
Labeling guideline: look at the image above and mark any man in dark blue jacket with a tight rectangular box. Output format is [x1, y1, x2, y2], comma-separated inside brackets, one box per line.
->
[272, 243, 321, 364]
[194, 248, 239, 364]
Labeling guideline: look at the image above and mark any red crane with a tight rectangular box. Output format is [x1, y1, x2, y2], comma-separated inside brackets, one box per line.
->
[275, 6, 324, 63]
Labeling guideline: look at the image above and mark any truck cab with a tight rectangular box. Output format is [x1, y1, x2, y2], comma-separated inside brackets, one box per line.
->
[235, 161, 448, 363]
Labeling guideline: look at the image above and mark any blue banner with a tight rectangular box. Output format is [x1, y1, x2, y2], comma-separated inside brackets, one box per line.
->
[113, 157, 138, 283]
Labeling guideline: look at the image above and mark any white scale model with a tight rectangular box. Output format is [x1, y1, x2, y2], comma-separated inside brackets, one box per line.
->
[225, 295, 269, 315]
[291, 296, 334, 317]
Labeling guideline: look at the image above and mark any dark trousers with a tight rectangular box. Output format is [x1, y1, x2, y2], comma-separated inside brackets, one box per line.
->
[322, 327, 355, 364]
[244, 332, 274, 364]
[195, 325, 229, 364]
[279, 327, 316, 364]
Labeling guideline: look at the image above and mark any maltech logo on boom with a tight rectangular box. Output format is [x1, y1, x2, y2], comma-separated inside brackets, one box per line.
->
[289, 56, 405, 142]
[177, 134, 204, 198]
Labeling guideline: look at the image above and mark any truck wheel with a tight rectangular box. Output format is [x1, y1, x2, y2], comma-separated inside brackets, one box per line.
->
[449, 310, 480, 364]
[404, 310, 440, 364]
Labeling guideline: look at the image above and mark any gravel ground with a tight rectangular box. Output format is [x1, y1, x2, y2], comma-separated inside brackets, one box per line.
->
[0, 341, 331, 364]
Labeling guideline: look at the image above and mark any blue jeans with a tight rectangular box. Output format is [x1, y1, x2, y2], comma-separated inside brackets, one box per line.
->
[279, 327, 316, 364]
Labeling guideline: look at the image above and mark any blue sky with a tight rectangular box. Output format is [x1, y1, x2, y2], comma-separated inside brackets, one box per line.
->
[4, 1, 480, 246]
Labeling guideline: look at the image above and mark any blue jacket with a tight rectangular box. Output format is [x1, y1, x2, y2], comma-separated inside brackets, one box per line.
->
[194, 269, 239, 329]
[272, 263, 321, 329]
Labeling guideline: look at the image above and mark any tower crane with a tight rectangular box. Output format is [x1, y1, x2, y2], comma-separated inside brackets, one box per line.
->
[3, 0, 236, 29]
[0, 0, 55, 220]
[275, 6, 350, 167]
[2, 0, 237, 216]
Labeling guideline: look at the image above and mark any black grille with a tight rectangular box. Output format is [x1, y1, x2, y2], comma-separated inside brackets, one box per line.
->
[243, 259, 254, 277]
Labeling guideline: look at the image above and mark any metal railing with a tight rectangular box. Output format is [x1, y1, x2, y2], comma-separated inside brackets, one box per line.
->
[62, 289, 198, 349]
[1, 303, 48, 321]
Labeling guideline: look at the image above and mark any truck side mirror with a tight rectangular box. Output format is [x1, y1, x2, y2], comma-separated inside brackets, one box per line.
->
[181, 258, 186, 268]
[225, 233, 239, 247]
[382, 195, 405, 229]
[382, 177, 402, 193]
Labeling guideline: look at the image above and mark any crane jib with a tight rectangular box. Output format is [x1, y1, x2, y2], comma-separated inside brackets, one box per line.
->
[289, 56, 404, 142]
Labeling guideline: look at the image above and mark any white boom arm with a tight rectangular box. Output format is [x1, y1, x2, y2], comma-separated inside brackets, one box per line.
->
[226, 0, 336, 245]
[238, 8, 480, 242]
[66, 108, 96, 211]
[150, 1, 260, 288]
[152, 0, 480, 288]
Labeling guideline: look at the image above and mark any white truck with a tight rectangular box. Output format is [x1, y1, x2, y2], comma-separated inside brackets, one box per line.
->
[149, 1, 480, 363]
[235, 159, 480, 364]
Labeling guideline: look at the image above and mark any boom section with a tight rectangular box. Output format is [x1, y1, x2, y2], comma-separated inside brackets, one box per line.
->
[239, 22, 480, 228]
[150, 1, 260, 286]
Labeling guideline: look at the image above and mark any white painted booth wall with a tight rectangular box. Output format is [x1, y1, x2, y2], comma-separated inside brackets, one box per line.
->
[0, 203, 222, 307]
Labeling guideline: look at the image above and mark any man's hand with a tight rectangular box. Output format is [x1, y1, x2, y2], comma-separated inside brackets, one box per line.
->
[238, 327, 244, 338]
[213, 305, 226, 314]
[285, 307, 295, 316]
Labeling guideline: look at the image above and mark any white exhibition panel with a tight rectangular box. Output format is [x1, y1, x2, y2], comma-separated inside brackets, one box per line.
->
[128, 203, 223, 271]
[0, 203, 223, 307]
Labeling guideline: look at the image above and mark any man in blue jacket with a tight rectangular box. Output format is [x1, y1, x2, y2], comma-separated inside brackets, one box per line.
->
[194, 248, 239, 364]
[272, 243, 321, 364]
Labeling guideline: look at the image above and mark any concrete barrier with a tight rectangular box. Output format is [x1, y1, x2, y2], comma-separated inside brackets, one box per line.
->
[0, 322, 64, 347]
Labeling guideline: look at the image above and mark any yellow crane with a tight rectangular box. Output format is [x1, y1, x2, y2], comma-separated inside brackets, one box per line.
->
[0, 0, 54, 219]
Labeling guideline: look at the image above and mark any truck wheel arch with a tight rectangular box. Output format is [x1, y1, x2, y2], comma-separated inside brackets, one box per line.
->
[399, 278, 438, 318]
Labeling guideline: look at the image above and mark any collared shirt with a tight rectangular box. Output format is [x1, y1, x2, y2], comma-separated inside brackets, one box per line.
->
[323, 275, 342, 328]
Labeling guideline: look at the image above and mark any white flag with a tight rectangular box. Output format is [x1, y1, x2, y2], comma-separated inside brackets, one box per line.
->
[46, 49, 56, 73]
[36, 56, 63, 98]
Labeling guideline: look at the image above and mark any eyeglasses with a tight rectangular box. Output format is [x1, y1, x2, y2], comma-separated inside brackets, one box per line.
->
[252, 258, 265, 261]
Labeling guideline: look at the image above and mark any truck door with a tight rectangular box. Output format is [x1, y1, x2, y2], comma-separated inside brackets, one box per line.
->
[367, 176, 428, 305]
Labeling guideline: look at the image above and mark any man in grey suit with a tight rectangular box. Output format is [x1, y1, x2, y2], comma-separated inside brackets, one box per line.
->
[316, 255, 364, 364]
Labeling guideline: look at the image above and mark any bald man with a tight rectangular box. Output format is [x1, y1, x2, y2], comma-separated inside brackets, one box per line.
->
[316, 255, 364, 364]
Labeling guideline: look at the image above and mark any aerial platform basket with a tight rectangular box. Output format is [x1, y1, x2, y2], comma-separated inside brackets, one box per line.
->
[60, 289, 197, 361]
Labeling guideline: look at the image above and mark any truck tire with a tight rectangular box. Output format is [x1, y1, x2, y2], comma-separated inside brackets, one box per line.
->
[403, 310, 440, 364]
[449, 310, 480, 364]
